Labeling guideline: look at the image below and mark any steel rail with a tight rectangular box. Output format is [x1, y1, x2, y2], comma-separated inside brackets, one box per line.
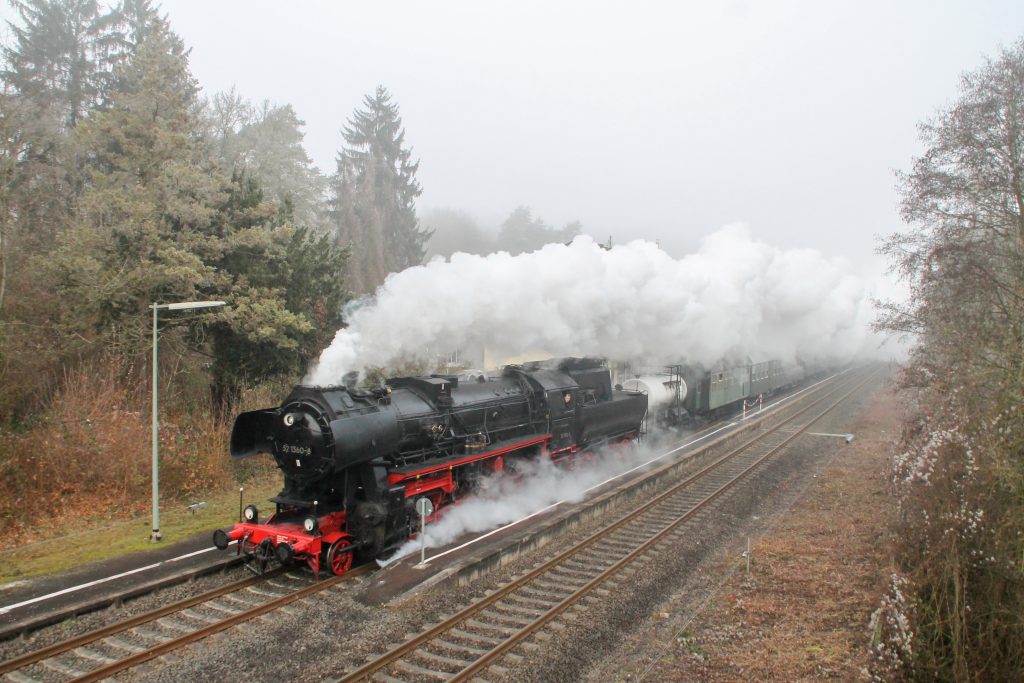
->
[335, 368, 873, 682]
[0, 561, 371, 682]
[0, 568, 285, 675]
[450, 368, 877, 681]
[67, 564, 373, 683]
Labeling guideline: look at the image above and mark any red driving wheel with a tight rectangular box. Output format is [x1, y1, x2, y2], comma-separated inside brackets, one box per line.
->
[326, 539, 353, 576]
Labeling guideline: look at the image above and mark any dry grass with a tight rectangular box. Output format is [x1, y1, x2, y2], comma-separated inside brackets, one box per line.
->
[644, 387, 902, 680]
[0, 359, 282, 553]
[0, 475, 282, 583]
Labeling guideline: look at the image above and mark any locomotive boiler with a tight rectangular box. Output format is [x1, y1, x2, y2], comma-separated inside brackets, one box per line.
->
[213, 358, 648, 576]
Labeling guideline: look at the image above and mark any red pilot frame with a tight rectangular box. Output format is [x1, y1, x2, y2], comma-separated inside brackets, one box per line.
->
[213, 508, 354, 578]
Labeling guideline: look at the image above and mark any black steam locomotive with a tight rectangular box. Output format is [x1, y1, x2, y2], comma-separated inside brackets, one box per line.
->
[213, 358, 648, 576]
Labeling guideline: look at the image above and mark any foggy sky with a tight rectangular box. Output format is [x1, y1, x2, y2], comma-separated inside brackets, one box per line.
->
[8, 1, 1023, 278]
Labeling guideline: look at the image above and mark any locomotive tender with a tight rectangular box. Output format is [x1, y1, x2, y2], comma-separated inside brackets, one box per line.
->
[213, 358, 648, 576]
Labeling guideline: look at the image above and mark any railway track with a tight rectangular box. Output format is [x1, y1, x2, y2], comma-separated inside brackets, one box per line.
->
[0, 563, 372, 683]
[332, 368, 876, 683]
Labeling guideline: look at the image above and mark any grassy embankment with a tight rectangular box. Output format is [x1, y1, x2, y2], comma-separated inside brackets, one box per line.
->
[0, 475, 281, 584]
[0, 363, 289, 584]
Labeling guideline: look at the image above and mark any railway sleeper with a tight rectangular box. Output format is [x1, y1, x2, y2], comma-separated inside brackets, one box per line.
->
[483, 606, 537, 627]
[594, 543, 639, 559]
[491, 600, 543, 618]
[515, 640, 542, 653]
[375, 674, 413, 683]
[70, 646, 117, 665]
[3, 669, 45, 683]
[38, 655, 90, 678]
[409, 647, 474, 672]
[101, 635, 149, 655]
[532, 576, 584, 593]
[391, 657, 450, 681]
[132, 624, 178, 642]
[245, 585, 287, 599]
[548, 565, 595, 581]
[517, 583, 568, 602]
[657, 504, 692, 517]
[154, 616, 198, 633]
[659, 507, 692, 524]
[599, 533, 640, 548]
[530, 629, 554, 642]
[567, 553, 615, 569]
[180, 607, 222, 624]
[645, 510, 686, 524]
[504, 592, 558, 610]
[463, 617, 517, 637]
[430, 636, 491, 657]
[649, 515, 688, 530]
[471, 664, 510, 682]
[218, 592, 260, 608]
[444, 628, 503, 652]
[203, 599, 245, 616]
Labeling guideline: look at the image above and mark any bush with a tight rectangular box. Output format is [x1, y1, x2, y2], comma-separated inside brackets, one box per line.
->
[0, 358, 280, 548]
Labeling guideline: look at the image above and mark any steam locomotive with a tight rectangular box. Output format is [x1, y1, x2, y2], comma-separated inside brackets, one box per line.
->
[213, 358, 648, 576]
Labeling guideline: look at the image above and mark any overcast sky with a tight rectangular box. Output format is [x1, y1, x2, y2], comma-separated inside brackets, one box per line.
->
[13, 1, 1024, 278]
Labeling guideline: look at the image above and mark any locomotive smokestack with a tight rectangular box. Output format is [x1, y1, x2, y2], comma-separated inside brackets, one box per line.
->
[342, 370, 359, 390]
[230, 409, 279, 458]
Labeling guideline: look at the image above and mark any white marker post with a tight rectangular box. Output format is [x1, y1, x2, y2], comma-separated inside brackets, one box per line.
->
[415, 497, 434, 567]
[807, 432, 855, 444]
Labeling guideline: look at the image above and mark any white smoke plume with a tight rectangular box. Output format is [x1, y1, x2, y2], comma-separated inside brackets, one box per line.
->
[308, 224, 874, 385]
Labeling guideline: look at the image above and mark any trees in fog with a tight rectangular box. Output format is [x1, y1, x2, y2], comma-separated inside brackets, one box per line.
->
[0, 4, 347, 417]
[423, 206, 589, 260]
[496, 205, 581, 255]
[208, 92, 326, 232]
[422, 207, 492, 259]
[330, 86, 430, 294]
[2, 0, 121, 129]
[875, 37, 1024, 681]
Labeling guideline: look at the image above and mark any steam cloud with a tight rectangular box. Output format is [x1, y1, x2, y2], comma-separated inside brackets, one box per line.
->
[308, 224, 873, 384]
[379, 442, 663, 563]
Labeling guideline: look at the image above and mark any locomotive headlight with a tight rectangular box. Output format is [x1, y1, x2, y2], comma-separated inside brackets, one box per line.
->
[283, 413, 295, 427]
[303, 515, 318, 534]
[243, 504, 259, 522]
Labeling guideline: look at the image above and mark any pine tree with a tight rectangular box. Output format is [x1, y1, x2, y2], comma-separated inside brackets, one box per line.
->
[330, 86, 429, 293]
[207, 172, 348, 402]
[56, 17, 216, 358]
[112, 0, 162, 50]
[2, 0, 121, 129]
[49, 19, 347, 397]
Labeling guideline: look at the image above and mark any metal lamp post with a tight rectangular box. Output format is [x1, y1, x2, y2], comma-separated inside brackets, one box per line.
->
[150, 300, 226, 542]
